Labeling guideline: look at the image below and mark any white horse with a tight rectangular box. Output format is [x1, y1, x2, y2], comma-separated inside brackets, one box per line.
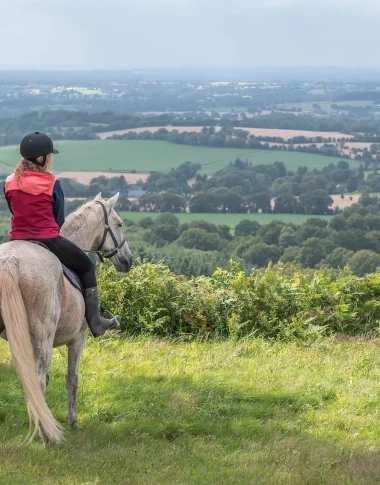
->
[0, 192, 132, 444]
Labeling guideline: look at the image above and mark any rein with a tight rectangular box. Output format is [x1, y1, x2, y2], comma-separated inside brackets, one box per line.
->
[84, 200, 126, 263]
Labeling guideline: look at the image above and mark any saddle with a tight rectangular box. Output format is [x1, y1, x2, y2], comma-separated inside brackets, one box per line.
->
[28, 241, 83, 293]
[62, 266, 83, 293]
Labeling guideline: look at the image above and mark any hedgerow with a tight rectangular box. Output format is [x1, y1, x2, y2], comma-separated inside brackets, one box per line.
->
[97, 261, 380, 341]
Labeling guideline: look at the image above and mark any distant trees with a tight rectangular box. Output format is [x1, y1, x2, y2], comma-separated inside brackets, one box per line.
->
[348, 251, 380, 276]
[177, 228, 223, 251]
[298, 190, 334, 215]
[139, 192, 186, 213]
[117, 192, 380, 277]
[143, 213, 180, 247]
[58, 175, 130, 198]
[273, 194, 298, 214]
[57, 158, 361, 219]
[325, 248, 354, 269]
[235, 220, 260, 237]
[109, 127, 355, 159]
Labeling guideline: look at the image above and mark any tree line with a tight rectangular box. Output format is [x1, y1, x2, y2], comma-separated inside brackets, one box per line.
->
[2, 109, 380, 147]
[57, 158, 367, 217]
[109, 126, 352, 159]
[138, 159, 361, 216]
[123, 195, 380, 278]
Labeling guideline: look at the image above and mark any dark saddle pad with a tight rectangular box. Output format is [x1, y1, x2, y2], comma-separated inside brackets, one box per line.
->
[62, 266, 83, 293]
[28, 240, 83, 293]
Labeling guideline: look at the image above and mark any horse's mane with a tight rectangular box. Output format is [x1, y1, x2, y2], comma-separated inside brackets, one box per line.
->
[62, 201, 99, 238]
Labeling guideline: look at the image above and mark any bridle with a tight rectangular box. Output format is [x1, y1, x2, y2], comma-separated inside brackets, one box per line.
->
[85, 200, 126, 263]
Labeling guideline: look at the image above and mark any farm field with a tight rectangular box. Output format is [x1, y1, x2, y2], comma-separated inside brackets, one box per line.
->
[97, 126, 353, 141]
[57, 171, 149, 184]
[0, 141, 347, 173]
[1, 337, 379, 484]
[121, 212, 333, 227]
[330, 194, 360, 209]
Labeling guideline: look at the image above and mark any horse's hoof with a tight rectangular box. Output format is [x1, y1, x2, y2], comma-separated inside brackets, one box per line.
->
[45, 439, 61, 448]
[68, 421, 80, 429]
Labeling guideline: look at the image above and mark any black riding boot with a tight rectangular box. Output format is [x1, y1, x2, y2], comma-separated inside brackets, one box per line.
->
[83, 287, 120, 338]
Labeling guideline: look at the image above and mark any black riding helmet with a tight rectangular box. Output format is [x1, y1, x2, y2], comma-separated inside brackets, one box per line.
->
[20, 132, 59, 167]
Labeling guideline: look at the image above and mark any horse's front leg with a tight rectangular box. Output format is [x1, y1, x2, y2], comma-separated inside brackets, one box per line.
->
[66, 325, 88, 428]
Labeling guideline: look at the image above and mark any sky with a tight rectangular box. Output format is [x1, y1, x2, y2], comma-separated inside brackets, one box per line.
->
[0, 0, 379, 70]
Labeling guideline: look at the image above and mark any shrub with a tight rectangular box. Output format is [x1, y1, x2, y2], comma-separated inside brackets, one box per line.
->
[97, 261, 380, 341]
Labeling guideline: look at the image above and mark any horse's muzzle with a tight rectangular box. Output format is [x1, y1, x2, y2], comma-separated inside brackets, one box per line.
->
[116, 255, 133, 273]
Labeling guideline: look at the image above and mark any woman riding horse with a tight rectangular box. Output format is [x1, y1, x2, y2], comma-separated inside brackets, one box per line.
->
[4, 132, 119, 337]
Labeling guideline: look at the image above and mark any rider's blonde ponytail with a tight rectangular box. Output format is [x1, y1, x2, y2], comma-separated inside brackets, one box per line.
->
[15, 154, 53, 180]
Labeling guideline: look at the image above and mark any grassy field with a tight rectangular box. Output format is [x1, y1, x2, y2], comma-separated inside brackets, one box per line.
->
[121, 212, 333, 227]
[0, 140, 347, 174]
[1, 337, 379, 484]
[364, 171, 375, 180]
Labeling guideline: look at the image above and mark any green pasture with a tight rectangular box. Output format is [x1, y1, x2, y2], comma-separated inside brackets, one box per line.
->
[0, 140, 351, 174]
[364, 171, 375, 180]
[1, 337, 379, 484]
[121, 212, 333, 227]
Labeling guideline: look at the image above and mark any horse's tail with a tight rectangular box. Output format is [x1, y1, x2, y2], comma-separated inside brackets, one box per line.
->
[0, 256, 62, 444]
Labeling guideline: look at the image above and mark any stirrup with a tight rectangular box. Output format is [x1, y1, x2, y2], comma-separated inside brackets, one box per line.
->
[100, 305, 118, 320]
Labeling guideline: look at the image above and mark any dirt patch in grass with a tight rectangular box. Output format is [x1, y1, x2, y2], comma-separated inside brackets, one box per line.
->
[330, 194, 361, 209]
[57, 171, 149, 185]
[269, 194, 360, 211]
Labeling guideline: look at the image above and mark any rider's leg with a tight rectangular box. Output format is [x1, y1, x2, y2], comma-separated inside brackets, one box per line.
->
[36, 236, 119, 337]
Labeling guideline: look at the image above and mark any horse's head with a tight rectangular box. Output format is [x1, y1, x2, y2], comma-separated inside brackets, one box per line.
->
[92, 192, 133, 272]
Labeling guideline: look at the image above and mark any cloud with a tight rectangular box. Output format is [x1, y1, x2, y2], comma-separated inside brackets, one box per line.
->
[6, 24, 25, 34]
[239, 0, 379, 5]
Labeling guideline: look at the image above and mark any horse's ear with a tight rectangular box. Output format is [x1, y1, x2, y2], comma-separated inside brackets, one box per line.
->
[94, 192, 103, 201]
[106, 192, 120, 211]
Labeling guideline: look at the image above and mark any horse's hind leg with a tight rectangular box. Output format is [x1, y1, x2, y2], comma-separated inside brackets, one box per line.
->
[66, 326, 88, 428]
[35, 338, 54, 395]
[0, 313, 4, 335]
[33, 334, 56, 442]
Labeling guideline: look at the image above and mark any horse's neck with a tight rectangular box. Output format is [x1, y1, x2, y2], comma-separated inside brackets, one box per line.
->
[60, 208, 100, 251]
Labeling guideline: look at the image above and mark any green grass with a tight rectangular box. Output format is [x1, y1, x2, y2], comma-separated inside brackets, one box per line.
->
[1, 337, 380, 484]
[121, 212, 332, 227]
[364, 171, 375, 180]
[0, 141, 348, 174]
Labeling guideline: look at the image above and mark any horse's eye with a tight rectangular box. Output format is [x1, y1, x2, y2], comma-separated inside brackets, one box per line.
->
[118, 222, 124, 228]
